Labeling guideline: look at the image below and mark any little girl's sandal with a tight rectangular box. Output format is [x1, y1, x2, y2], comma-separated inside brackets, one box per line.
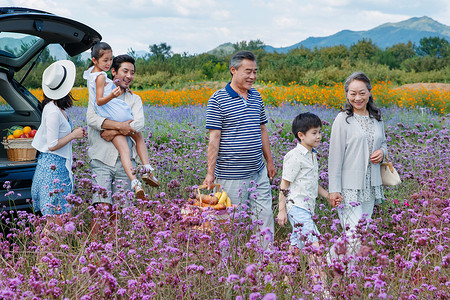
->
[134, 185, 145, 199]
[142, 173, 159, 187]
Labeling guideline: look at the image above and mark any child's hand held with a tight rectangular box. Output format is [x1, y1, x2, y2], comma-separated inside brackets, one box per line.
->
[277, 210, 287, 226]
[329, 192, 342, 207]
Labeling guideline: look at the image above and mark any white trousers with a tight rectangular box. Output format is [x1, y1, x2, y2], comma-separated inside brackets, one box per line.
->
[327, 200, 375, 263]
[338, 200, 375, 234]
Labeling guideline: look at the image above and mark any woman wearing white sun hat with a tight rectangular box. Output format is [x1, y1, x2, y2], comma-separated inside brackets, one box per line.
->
[31, 60, 86, 232]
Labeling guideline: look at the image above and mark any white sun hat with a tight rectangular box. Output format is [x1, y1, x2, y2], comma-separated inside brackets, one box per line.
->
[42, 60, 76, 100]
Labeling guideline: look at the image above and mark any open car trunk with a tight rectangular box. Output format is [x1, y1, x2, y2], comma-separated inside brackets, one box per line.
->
[0, 7, 101, 211]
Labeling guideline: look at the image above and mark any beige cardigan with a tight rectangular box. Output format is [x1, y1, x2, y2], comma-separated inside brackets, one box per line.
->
[328, 111, 387, 193]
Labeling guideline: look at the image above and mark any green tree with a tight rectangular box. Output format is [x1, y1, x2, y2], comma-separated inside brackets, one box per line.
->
[201, 61, 227, 78]
[400, 55, 447, 72]
[232, 39, 265, 51]
[37, 46, 54, 64]
[350, 38, 380, 61]
[416, 36, 450, 58]
[149, 43, 172, 61]
[376, 42, 416, 69]
[317, 45, 350, 67]
[67, 53, 86, 67]
[127, 47, 137, 60]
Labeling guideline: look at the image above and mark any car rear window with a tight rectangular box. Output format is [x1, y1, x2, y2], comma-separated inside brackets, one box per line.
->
[0, 32, 42, 58]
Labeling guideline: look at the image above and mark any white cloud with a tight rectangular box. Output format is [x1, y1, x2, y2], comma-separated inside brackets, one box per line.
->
[4, 0, 71, 16]
[274, 17, 300, 29]
[315, 0, 351, 7]
[3, 0, 449, 54]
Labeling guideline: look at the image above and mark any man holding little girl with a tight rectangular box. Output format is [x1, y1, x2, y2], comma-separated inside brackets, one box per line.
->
[86, 52, 158, 235]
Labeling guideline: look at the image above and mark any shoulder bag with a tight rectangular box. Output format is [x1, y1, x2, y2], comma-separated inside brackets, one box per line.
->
[380, 156, 401, 186]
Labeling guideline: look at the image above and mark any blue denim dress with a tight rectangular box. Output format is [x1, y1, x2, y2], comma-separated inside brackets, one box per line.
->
[31, 152, 72, 215]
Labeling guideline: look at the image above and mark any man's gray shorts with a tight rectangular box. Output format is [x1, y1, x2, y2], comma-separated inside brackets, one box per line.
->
[90, 156, 135, 206]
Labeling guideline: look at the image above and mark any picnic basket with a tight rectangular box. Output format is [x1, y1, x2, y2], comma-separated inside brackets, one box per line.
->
[181, 183, 236, 231]
[2, 138, 36, 161]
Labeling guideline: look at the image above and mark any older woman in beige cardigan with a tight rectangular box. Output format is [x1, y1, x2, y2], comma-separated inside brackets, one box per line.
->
[328, 72, 387, 249]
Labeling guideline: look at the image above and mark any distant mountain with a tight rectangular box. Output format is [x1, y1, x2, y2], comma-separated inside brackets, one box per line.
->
[272, 16, 450, 53]
[210, 16, 450, 54]
[207, 42, 235, 55]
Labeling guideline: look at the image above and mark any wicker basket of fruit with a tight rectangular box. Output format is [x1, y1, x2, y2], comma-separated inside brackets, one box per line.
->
[181, 184, 236, 230]
[2, 126, 37, 161]
[194, 183, 232, 211]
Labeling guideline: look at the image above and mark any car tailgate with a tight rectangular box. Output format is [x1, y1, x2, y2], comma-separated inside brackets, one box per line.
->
[0, 160, 36, 210]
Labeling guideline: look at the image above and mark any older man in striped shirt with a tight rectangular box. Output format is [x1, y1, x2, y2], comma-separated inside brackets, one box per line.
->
[203, 51, 276, 248]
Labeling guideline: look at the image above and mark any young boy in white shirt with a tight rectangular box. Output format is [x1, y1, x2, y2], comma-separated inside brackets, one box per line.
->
[277, 112, 339, 287]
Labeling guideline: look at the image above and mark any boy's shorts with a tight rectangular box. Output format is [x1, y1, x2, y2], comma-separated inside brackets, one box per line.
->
[287, 205, 320, 249]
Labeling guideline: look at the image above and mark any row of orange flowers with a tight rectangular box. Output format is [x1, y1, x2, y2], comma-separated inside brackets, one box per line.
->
[27, 82, 449, 114]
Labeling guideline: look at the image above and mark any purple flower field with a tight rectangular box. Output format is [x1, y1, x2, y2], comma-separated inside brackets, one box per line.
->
[0, 105, 449, 299]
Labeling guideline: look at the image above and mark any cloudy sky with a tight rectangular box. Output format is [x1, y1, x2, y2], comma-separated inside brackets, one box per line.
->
[3, 0, 450, 55]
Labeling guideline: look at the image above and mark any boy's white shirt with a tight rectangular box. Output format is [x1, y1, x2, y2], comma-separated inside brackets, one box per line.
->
[282, 143, 319, 214]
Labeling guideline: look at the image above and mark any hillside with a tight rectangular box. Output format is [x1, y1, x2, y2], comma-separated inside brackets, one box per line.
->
[210, 16, 450, 54]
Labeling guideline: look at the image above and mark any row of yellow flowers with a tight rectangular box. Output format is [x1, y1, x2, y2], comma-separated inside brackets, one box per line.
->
[28, 82, 449, 114]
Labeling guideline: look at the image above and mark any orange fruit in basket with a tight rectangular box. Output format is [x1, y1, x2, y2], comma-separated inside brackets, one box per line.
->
[23, 126, 32, 134]
[7, 135, 14, 139]
[13, 129, 23, 138]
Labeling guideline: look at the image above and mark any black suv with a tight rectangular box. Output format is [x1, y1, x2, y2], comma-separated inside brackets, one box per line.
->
[0, 7, 101, 211]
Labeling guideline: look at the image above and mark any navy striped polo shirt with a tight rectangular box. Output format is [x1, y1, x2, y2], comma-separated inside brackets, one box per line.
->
[206, 83, 268, 179]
